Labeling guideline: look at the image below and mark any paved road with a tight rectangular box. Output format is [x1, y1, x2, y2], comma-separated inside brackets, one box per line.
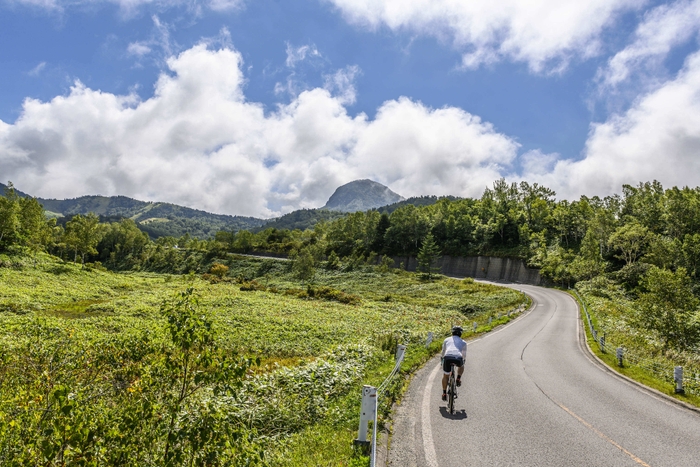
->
[388, 284, 700, 466]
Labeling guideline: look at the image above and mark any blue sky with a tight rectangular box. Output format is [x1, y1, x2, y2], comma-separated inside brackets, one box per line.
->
[2, 0, 700, 217]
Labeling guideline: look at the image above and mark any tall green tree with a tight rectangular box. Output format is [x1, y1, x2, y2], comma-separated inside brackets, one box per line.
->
[608, 223, 649, 266]
[292, 247, 316, 283]
[417, 232, 441, 280]
[0, 183, 20, 251]
[18, 196, 54, 262]
[64, 213, 103, 267]
[635, 267, 700, 351]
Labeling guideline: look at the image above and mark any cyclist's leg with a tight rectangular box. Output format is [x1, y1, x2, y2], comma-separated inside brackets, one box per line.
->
[441, 357, 455, 400]
[456, 357, 465, 386]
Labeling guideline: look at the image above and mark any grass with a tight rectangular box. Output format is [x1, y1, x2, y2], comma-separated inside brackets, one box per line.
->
[0, 253, 527, 466]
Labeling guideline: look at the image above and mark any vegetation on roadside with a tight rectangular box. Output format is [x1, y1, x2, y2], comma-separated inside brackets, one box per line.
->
[0, 251, 525, 466]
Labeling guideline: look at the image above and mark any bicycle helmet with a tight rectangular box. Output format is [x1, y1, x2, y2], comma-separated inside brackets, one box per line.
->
[451, 325, 463, 337]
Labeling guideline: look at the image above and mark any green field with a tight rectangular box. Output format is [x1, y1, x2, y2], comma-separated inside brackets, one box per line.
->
[0, 253, 525, 466]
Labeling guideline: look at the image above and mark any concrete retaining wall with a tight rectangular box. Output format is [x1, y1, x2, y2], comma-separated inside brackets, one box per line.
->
[392, 255, 542, 285]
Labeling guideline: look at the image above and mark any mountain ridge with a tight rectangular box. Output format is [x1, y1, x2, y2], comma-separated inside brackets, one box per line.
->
[1, 180, 432, 238]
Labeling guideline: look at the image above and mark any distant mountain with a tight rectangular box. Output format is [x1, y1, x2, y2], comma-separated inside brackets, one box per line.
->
[0, 180, 450, 239]
[0, 183, 265, 239]
[323, 179, 404, 212]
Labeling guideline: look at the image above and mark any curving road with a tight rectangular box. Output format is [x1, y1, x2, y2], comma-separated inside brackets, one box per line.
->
[387, 284, 700, 466]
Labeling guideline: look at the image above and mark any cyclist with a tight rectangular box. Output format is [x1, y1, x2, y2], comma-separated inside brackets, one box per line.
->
[441, 325, 467, 401]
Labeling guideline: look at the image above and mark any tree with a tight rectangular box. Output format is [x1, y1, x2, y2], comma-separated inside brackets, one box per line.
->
[18, 197, 54, 263]
[635, 267, 700, 351]
[160, 288, 253, 465]
[98, 219, 150, 269]
[417, 233, 441, 280]
[64, 213, 103, 268]
[608, 223, 649, 265]
[292, 247, 316, 283]
[233, 230, 254, 253]
[0, 187, 20, 251]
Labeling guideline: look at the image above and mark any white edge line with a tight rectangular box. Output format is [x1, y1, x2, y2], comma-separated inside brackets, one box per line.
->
[420, 293, 537, 466]
[421, 363, 441, 467]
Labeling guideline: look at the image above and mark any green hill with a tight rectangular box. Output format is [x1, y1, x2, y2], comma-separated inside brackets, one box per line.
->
[256, 208, 347, 232]
[1, 183, 265, 239]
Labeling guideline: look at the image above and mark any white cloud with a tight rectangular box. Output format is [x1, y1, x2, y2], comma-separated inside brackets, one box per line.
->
[323, 65, 361, 104]
[597, 0, 700, 90]
[127, 42, 152, 57]
[0, 44, 519, 217]
[325, 0, 644, 72]
[28, 62, 47, 76]
[524, 49, 700, 198]
[285, 43, 322, 68]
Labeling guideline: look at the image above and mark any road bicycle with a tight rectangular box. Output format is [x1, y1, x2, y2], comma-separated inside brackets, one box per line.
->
[447, 363, 458, 414]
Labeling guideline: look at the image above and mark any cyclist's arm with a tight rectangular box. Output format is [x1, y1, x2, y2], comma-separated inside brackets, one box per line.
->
[441, 339, 447, 358]
[461, 343, 467, 360]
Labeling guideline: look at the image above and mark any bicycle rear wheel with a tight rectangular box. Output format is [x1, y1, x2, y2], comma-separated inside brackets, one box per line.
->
[448, 370, 456, 414]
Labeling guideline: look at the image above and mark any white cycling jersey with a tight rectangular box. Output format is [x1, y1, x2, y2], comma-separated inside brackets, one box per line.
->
[441, 335, 467, 360]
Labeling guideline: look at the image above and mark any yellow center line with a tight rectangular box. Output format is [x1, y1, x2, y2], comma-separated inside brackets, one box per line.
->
[556, 400, 651, 467]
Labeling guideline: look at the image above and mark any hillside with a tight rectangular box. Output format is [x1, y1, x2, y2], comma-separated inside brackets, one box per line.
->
[1, 183, 265, 239]
[377, 195, 461, 214]
[323, 179, 404, 212]
[256, 208, 347, 232]
[1, 181, 454, 238]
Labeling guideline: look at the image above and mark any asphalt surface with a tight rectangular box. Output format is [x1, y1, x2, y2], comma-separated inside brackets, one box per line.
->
[387, 284, 700, 467]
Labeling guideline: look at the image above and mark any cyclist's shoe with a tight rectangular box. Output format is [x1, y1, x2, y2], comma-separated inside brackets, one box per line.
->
[441, 392, 447, 401]
[456, 377, 462, 387]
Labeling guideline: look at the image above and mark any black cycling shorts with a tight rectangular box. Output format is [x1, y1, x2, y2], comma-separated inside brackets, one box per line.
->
[442, 356, 464, 374]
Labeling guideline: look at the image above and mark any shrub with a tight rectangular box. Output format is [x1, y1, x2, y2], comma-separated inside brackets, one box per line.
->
[210, 263, 229, 278]
[306, 285, 361, 305]
[240, 280, 267, 292]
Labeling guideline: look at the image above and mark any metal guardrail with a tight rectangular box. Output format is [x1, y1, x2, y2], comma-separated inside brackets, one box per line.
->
[355, 344, 406, 467]
[573, 290, 700, 396]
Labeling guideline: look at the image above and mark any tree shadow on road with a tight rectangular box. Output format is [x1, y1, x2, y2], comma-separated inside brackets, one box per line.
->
[439, 407, 467, 420]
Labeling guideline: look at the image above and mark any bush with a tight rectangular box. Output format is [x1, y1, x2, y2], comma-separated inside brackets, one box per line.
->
[210, 263, 229, 278]
[240, 280, 267, 292]
[306, 286, 361, 305]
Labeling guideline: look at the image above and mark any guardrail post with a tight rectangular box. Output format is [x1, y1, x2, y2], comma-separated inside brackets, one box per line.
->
[616, 347, 624, 367]
[354, 385, 376, 453]
[425, 332, 433, 347]
[488, 316, 492, 325]
[396, 344, 407, 363]
[600, 333, 606, 353]
[473, 322, 478, 333]
[674, 366, 685, 394]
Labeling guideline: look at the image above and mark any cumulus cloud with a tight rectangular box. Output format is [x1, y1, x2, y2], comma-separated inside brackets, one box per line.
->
[0, 44, 519, 217]
[325, 0, 644, 72]
[596, 0, 700, 90]
[524, 49, 700, 198]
